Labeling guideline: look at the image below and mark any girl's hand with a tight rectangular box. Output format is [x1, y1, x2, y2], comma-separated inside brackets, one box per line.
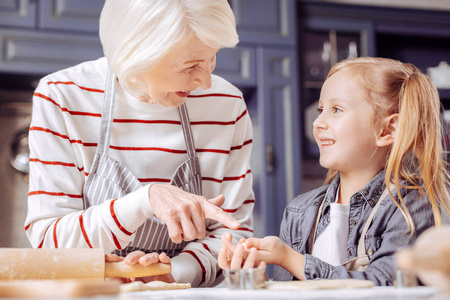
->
[244, 236, 287, 266]
[105, 251, 175, 283]
[218, 233, 266, 270]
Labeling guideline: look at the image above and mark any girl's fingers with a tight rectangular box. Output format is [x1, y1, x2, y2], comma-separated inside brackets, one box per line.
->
[221, 233, 235, 253]
[218, 247, 231, 269]
[242, 247, 258, 269]
[230, 244, 245, 270]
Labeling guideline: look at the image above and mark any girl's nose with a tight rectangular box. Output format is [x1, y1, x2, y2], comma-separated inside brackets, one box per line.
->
[313, 113, 326, 130]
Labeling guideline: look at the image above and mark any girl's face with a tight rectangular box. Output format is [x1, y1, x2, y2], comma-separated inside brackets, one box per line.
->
[139, 36, 219, 107]
[313, 70, 380, 176]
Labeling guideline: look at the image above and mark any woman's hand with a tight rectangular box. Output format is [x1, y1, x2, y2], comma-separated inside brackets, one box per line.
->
[149, 184, 240, 243]
[105, 251, 175, 283]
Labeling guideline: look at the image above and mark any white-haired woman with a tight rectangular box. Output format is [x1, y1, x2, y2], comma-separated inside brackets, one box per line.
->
[25, 0, 254, 287]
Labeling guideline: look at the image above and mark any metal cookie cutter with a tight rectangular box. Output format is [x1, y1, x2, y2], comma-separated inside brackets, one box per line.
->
[224, 268, 266, 289]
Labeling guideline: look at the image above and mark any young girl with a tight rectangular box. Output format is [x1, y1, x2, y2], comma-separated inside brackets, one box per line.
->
[218, 57, 450, 286]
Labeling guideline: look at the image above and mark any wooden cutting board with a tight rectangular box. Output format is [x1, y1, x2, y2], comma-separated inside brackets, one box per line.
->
[0, 279, 120, 298]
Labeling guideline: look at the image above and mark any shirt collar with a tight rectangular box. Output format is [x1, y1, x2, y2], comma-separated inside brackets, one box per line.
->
[323, 170, 388, 209]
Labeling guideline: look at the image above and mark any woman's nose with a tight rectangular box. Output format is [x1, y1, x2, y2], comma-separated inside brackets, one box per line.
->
[194, 62, 214, 90]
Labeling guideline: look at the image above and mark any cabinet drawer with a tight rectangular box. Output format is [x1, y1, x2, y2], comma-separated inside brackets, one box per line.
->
[215, 46, 256, 87]
[0, 29, 102, 75]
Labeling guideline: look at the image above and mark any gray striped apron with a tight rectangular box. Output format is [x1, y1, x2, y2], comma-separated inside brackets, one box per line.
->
[83, 69, 202, 257]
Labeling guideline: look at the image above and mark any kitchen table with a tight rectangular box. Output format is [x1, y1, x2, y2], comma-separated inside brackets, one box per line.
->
[86, 286, 445, 300]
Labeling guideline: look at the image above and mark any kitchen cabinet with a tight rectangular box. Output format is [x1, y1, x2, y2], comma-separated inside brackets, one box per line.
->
[0, 29, 102, 75]
[229, 0, 296, 46]
[0, 0, 36, 28]
[0, 0, 103, 31]
[298, 1, 450, 191]
[0, 0, 104, 75]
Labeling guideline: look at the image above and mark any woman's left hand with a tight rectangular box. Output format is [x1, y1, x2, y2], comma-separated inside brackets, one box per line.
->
[105, 251, 175, 283]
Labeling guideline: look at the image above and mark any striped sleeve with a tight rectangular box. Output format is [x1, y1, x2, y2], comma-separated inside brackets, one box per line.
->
[24, 72, 152, 252]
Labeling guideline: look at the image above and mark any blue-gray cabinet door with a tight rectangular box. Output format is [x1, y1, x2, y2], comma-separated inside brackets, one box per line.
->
[256, 47, 302, 237]
[38, 0, 104, 33]
[0, 0, 36, 28]
[229, 0, 296, 46]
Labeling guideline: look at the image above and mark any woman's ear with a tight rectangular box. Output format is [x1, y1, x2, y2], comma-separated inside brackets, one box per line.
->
[376, 113, 399, 147]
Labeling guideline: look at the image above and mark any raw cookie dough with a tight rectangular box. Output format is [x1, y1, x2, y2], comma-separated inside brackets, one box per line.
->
[120, 281, 191, 292]
[265, 279, 374, 290]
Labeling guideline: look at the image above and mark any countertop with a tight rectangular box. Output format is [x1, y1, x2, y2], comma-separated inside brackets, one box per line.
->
[95, 286, 444, 300]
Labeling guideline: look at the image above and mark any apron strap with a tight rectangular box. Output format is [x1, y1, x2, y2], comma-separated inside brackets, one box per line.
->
[356, 185, 393, 257]
[97, 68, 116, 156]
[84, 68, 116, 186]
[178, 103, 197, 159]
[307, 188, 329, 255]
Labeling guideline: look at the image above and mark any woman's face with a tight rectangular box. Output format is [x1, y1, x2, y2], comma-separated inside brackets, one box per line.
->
[313, 70, 380, 176]
[139, 36, 219, 107]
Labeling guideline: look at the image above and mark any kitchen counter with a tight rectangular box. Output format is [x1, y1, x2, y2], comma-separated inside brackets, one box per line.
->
[90, 286, 444, 300]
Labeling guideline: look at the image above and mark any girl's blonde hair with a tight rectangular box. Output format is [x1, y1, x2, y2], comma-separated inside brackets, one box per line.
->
[324, 57, 449, 233]
[99, 0, 239, 98]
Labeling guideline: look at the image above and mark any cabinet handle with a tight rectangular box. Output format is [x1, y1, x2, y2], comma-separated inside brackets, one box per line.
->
[265, 144, 274, 173]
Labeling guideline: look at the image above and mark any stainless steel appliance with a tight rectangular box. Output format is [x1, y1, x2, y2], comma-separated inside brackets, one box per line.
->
[0, 90, 33, 248]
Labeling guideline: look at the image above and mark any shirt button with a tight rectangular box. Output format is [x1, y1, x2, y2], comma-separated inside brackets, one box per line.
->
[356, 195, 362, 200]
[368, 249, 374, 255]
[348, 250, 352, 256]
[369, 200, 375, 206]
[364, 189, 369, 195]
[351, 220, 357, 225]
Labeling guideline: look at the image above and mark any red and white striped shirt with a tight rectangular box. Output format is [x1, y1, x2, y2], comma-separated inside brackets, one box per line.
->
[25, 57, 255, 287]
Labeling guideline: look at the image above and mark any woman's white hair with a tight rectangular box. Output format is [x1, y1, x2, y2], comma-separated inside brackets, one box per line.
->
[99, 0, 239, 96]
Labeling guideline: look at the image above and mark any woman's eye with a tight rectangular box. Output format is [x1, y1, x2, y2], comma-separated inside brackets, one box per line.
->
[184, 65, 196, 72]
[317, 108, 323, 114]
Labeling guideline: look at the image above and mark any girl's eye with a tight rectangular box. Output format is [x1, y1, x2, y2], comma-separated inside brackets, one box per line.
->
[332, 106, 342, 113]
[317, 108, 323, 114]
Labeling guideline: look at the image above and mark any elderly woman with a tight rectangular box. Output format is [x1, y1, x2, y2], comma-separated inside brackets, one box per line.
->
[25, 0, 254, 287]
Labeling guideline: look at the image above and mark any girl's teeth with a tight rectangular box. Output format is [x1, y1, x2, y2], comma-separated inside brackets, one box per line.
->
[322, 140, 334, 145]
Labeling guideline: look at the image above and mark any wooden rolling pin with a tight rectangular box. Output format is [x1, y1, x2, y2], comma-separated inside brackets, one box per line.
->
[0, 248, 171, 280]
[396, 225, 450, 293]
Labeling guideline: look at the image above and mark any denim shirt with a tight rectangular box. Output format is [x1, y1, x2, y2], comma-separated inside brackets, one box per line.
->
[273, 170, 435, 286]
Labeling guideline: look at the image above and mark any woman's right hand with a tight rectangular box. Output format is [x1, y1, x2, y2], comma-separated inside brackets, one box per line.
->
[148, 184, 240, 244]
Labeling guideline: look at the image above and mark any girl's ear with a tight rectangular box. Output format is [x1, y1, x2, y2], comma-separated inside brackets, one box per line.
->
[376, 113, 399, 147]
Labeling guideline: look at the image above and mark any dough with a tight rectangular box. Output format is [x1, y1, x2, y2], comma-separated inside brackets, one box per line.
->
[120, 280, 191, 292]
[265, 279, 374, 290]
